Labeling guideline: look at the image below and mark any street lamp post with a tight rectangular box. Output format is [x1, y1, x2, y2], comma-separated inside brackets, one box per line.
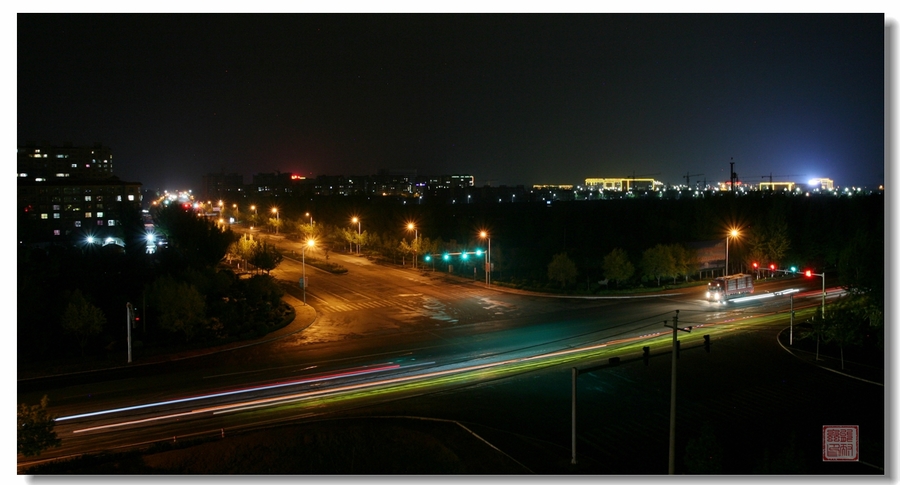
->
[480, 231, 491, 286]
[407, 223, 418, 269]
[272, 208, 279, 235]
[301, 239, 315, 304]
[725, 229, 739, 276]
[352, 217, 361, 255]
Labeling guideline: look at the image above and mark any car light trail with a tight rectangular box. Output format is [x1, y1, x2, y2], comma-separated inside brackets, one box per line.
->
[56, 363, 401, 422]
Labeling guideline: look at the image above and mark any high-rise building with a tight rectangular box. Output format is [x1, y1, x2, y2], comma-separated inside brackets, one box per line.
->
[17, 143, 142, 247]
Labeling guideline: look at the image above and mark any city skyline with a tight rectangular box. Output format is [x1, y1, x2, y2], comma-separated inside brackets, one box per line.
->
[18, 13, 886, 191]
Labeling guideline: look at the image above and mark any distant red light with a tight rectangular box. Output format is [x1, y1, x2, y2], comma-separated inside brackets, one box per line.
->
[805, 270, 812, 277]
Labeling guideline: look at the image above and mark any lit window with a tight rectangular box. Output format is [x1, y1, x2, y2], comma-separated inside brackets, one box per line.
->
[85, 196, 92, 201]
[108, 220, 116, 226]
[96, 212, 103, 218]
[97, 220, 104, 226]
[53, 230, 60, 236]
[74, 221, 81, 227]
[41, 213, 48, 219]
[128, 195, 135, 201]
[85, 212, 92, 218]
[117, 196, 122, 201]
[53, 213, 60, 219]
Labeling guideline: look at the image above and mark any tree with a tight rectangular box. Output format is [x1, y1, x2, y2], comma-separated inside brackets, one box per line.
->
[147, 275, 206, 341]
[602, 248, 634, 288]
[819, 296, 870, 369]
[641, 244, 675, 286]
[250, 241, 284, 274]
[154, 204, 235, 269]
[18, 395, 61, 457]
[229, 233, 259, 271]
[670, 244, 699, 283]
[547, 252, 578, 288]
[60, 289, 107, 356]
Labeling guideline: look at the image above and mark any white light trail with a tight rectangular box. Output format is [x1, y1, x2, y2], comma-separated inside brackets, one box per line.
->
[56, 364, 400, 422]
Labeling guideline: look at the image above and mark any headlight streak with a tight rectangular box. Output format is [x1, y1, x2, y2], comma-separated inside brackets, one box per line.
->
[64, 306, 812, 437]
[56, 363, 402, 423]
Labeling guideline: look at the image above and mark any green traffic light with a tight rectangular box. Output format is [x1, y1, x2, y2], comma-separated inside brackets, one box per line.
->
[443, 254, 449, 261]
[461, 253, 468, 260]
[790, 266, 797, 273]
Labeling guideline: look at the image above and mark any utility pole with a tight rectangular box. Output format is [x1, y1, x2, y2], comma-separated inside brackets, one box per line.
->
[664, 310, 691, 475]
[126, 302, 133, 363]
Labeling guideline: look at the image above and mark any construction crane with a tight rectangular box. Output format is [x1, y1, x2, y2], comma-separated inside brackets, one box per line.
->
[683, 172, 704, 188]
[761, 173, 801, 184]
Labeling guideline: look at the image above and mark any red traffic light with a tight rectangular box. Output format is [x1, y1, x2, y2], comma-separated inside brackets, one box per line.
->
[769, 264, 776, 270]
[752, 262, 758, 268]
[805, 270, 812, 277]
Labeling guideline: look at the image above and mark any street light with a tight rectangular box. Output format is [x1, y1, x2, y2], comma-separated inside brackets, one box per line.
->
[480, 230, 491, 286]
[352, 217, 361, 256]
[302, 239, 316, 304]
[407, 223, 418, 269]
[271, 207, 279, 235]
[725, 228, 740, 276]
[306, 212, 313, 227]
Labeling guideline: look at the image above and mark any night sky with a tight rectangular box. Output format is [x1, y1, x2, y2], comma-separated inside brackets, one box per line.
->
[17, 13, 886, 191]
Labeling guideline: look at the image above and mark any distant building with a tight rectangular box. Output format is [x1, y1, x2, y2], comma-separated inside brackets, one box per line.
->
[18, 142, 143, 247]
[202, 172, 245, 201]
[18, 142, 113, 180]
[808, 178, 834, 190]
[759, 181, 796, 192]
[584, 178, 663, 191]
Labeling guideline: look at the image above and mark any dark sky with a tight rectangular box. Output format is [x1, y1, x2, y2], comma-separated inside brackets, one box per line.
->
[17, 13, 885, 190]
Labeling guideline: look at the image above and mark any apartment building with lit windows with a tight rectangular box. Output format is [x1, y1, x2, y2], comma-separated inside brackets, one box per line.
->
[17, 143, 142, 246]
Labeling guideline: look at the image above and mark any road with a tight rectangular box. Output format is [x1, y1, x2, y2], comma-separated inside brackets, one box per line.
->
[18, 234, 847, 470]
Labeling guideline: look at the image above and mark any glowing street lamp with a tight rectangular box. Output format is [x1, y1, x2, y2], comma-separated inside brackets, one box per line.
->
[302, 239, 315, 304]
[725, 228, 740, 276]
[352, 216, 361, 255]
[480, 230, 491, 286]
[407, 223, 418, 269]
[272, 207, 279, 235]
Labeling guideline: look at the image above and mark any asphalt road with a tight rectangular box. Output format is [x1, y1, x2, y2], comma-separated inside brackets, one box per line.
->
[18, 234, 865, 473]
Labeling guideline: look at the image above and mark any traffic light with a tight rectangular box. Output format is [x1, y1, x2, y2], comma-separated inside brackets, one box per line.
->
[805, 270, 812, 277]
[790, 266, 797, 273]
[643, 346, 650, 366]
[769, 264, 776, 271]
[443, 253, 450, 261]
[703, 334, 710, 353]
[424, 254, 431, 262]
[475, 249, 483, 256]
[461, 252, 468, 260]
[752, 262, 758, 269]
